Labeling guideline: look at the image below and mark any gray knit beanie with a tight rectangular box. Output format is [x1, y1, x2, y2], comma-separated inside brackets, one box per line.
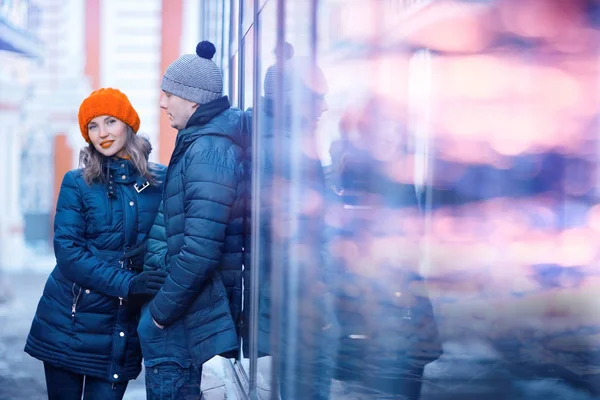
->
[161, 41, 223, 105]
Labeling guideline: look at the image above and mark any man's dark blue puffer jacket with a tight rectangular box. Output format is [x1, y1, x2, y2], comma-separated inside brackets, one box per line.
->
[144, 96, 248, 366]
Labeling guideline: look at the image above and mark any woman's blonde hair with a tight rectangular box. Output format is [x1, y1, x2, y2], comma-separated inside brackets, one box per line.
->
[79, 126, 160, 185]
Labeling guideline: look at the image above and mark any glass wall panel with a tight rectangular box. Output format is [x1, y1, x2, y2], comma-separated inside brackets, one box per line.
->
[230, 0, 240, 55]
[235, 24, 255, 387]
[242, 0, 255, 36]
[285, 0, 312, 59]
[230, 51, 239, 107]
[263, 0, 440, 399]
[255, 1, 336, 398]
[249, 1, 277, 395]
[221, 0, 232, 100]
[222, 61, 231, 106]
[242, 27, 254, 110]
[214, 0, 224, 67]
[202, 1, 600, 399]
[222, 0, 231, 67]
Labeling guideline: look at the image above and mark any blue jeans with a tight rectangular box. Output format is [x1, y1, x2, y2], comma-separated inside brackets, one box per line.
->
[44, 362, 128, 400]
[145, 362, 203, 400]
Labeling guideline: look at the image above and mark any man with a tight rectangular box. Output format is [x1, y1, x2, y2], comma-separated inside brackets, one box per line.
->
[138, 40, 247, 400]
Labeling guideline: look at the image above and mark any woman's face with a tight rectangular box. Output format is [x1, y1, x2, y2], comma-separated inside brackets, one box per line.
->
[87, 115, 129, 158]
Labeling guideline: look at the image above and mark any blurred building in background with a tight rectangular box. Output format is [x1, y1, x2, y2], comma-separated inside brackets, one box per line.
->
[0, 0, 201, 270]
[0, 0, 44, 269]
[21, 0, 89, 257]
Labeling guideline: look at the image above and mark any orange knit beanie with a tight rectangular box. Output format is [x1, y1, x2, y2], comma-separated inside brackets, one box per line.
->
[78, 88, 141, 143]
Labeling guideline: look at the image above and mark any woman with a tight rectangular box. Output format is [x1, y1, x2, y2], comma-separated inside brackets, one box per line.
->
[24, 88, 167, 400]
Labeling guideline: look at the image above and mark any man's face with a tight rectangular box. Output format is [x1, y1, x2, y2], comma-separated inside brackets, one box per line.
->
[299, 90, 328, 131]
[159, 91, 198, 130]
[312, 93, 328, 121]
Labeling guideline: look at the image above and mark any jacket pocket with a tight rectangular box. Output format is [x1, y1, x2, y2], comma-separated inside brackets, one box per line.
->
[137, 305, 169, 362]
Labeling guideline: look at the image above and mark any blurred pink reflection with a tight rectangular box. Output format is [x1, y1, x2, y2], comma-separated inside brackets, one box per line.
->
[326, 0, 600, 373]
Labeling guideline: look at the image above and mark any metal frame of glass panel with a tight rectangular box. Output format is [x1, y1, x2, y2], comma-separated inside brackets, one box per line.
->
[268, 0, 286, 395]
[199, 0, 323, 398]
[248, 2, 261, 400]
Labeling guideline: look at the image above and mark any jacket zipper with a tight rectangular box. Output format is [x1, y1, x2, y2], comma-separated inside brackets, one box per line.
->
[120, 183, 132, 307]
[119, 260, 124, 306]
[106, 161, 114, 225]
[71, 282, 82, 320]
[105, 185, 114, 226]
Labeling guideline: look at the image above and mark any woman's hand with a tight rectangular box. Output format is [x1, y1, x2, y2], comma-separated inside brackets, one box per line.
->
[129, 270, 168, 296]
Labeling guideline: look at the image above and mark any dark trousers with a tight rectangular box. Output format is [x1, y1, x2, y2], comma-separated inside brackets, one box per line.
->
[278, 328, 337, 400]
[145, 362, 203, 400]
[43, 363, 128, 400]
[363, 367, 425, 400]
[279, 356, 333, 400]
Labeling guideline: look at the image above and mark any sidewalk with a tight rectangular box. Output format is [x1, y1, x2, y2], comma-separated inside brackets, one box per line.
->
[0, 270, 236, 400]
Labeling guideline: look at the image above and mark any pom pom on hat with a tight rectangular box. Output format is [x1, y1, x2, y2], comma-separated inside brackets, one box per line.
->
[196, 41, 216, 60]
[78, 88, 140, 143]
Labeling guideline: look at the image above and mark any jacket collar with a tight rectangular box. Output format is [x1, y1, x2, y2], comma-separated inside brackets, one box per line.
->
[105, 157, 149, 191]
[105, 158, 140, 184]
[169, 96, 232, 164]
[184, 96, 231, 131]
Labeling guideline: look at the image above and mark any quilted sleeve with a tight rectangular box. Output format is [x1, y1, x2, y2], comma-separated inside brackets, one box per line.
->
[143, 200, 168, 272]
[53, 171, 135, 298]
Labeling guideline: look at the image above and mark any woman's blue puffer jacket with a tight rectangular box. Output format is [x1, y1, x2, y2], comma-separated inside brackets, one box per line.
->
[24, 159, 166, 384]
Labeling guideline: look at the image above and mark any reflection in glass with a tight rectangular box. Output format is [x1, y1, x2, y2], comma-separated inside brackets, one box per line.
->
[328, 93, 443, 398]
[242, 0, 255, 36]
[230, 0, 240, 54]
[230, 51, 239, 107]
[241, 2, 278, 399]
[236, 0, 600, 399]
[259, 48, 336, 400]
[242, 27, 255, 110]
[236, 25, 255, 385]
